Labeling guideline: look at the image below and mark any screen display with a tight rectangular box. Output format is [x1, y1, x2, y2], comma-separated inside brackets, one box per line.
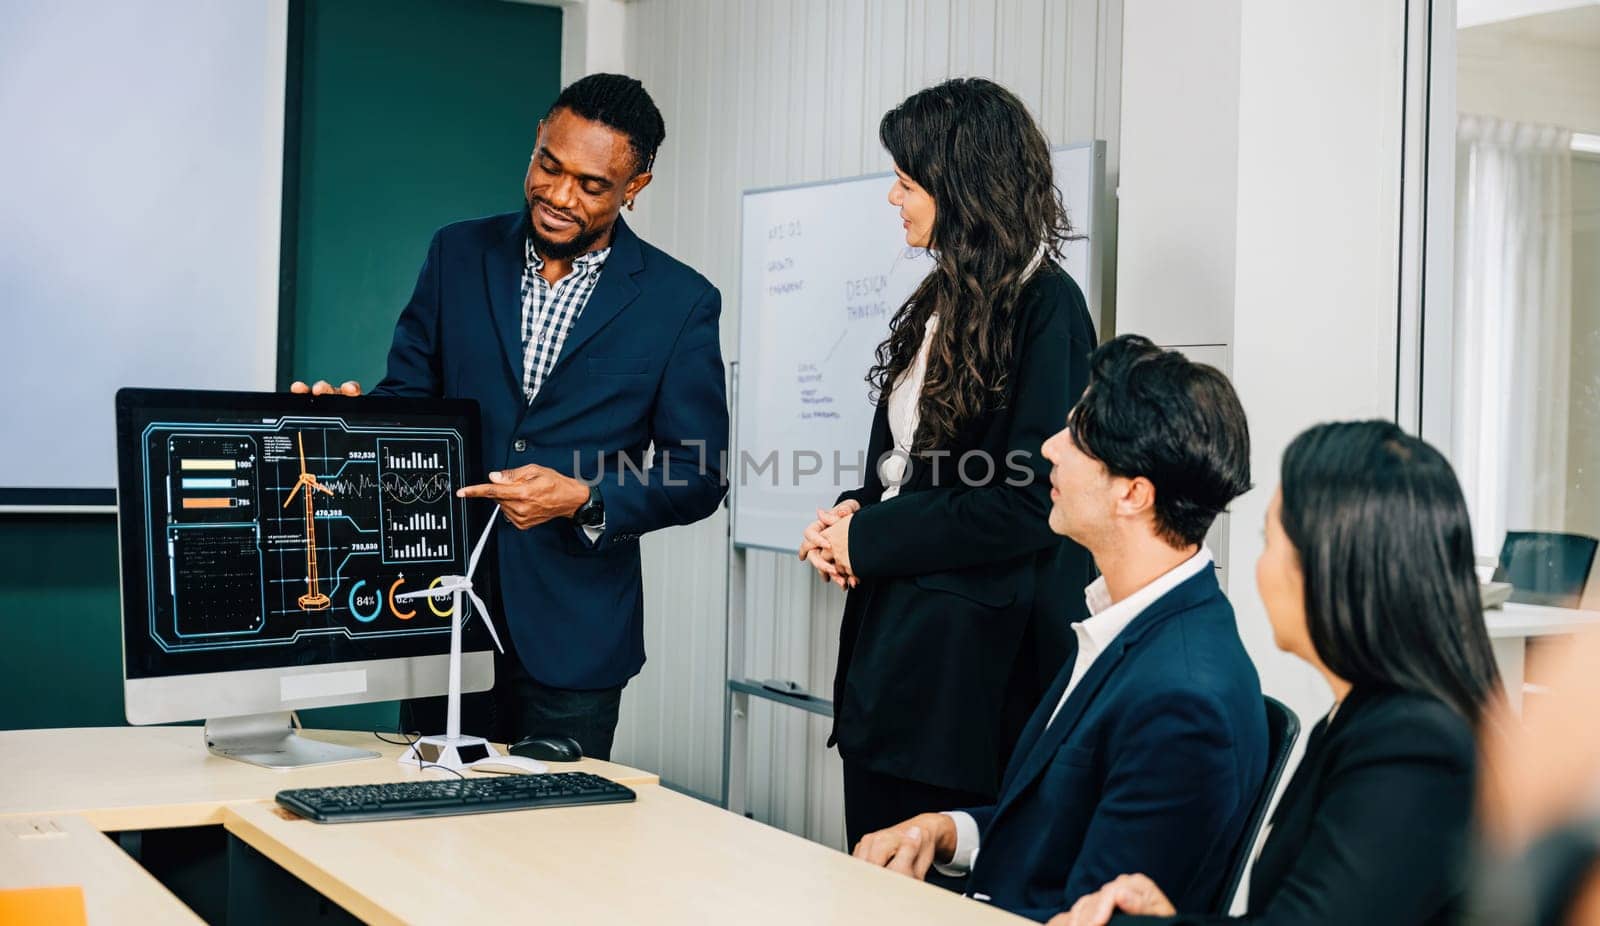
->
[116, 389, 491, 680]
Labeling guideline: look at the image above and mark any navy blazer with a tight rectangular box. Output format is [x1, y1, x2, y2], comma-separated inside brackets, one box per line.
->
[961, 566, 1268, 922]
[373, 211, 728, 689]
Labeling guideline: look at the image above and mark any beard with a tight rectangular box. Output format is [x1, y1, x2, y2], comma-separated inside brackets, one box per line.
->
[526, 195, 610, 260]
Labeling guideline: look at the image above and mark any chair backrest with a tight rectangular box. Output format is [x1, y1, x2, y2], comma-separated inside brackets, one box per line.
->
[1209, 696, 1301, 915]
[1493, 531, 1599, 608]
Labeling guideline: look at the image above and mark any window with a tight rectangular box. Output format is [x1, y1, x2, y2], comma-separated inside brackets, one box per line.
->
[1412, 1, 1600, 609]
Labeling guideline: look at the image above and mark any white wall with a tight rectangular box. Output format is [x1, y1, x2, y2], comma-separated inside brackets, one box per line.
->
[1116, 0, 1242, 587]
[1229, 0, 1408, 726]
[613, 0, 1124, 845]
[550, 0, 629, 86]
[1117, 0, 1240, 348]
[1119, 0, 1408, 730]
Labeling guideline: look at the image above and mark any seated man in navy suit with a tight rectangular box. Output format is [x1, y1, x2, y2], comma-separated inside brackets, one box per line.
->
[293, 74, 728, 759]
[853, 334, 1266, 922]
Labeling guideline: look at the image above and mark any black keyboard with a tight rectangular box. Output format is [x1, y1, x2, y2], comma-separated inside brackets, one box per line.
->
[275, 772, 636, 823]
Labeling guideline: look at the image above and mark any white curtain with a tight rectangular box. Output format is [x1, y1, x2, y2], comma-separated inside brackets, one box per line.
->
[1453, 115, 1573, 558]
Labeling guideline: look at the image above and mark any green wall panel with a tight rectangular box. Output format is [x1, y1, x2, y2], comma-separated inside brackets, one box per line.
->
[290, 0, 563, 391]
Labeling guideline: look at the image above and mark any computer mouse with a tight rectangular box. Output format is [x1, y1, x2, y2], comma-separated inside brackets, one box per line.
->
[509, 734, 584, 763]
[469, 754, 548, 775]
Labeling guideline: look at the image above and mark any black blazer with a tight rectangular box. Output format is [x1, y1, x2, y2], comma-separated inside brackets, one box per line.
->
[829, 262, 1098, 797]
[1118, 686, 1479, 926]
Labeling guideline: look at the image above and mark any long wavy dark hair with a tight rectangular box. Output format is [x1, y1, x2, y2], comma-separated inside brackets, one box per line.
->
[1279, 421, 1503, 728]
[869, 78, 1074, 451]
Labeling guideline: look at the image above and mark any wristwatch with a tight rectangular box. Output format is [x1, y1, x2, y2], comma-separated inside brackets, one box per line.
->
[573, 484, 605, 528]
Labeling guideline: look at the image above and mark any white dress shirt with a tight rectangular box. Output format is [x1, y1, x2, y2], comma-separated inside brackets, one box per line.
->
[937, 546, 1216, 876]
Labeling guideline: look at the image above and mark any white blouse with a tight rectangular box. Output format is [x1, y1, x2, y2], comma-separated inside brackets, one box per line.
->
[877, 248, 1048, 501]
[879, 314, 937, 500]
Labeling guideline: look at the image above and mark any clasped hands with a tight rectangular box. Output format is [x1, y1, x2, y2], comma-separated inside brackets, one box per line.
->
[799, 499, 860, 589]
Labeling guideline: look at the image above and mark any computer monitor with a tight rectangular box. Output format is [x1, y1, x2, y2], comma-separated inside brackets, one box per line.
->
[115, 388, 495, 768]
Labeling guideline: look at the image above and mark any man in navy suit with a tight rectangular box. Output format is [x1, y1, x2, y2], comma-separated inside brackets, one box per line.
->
[853, 335, 1266, 921]
[294, 74, 728, 759]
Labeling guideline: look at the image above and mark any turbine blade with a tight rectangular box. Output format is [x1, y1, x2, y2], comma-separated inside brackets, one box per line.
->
[297, 431, 307, 474]
[467, 504, 499, 578]
[283, 481, 302, 507]
[467, 589, 505, 654]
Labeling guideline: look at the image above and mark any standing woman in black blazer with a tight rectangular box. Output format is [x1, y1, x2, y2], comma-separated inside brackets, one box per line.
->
[1056, 420, 1504, 926]
[796, 78, 1097, 849]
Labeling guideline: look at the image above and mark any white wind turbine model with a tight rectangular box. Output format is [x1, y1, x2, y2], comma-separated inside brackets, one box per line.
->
[393, 503, 535, 773]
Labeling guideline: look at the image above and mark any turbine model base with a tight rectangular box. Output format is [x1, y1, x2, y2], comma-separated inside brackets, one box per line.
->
[298, 592, 331, 610]
[399, 734, 528, 773]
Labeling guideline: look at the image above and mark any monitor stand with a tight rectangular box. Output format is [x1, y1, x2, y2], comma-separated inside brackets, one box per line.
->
[204, 712, 380, 769]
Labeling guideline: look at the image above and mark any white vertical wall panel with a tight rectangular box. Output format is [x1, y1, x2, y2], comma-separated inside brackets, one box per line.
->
[615, 0, 1121, 847]
[1228, 0, 1406, 732]
[1115, 0, 1242, 346]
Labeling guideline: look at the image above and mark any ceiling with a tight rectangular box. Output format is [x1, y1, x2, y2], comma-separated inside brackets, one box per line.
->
[1461, 1, 1600, 48]
[1459, 0, 1599, 29]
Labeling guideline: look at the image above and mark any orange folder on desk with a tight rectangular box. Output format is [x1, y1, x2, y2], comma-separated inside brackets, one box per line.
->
[0, 885, 87, 926]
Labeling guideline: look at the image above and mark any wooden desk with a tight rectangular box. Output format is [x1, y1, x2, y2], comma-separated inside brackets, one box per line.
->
[0, 727, 1026, 924]
[0, 727, 658, 831]
[224, 785, 1025, 926]
[1485, 603, 1600, 713]
[1, 814, 202, 924]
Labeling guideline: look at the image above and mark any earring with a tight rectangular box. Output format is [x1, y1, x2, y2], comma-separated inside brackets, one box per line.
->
[626, 199, 635, 210]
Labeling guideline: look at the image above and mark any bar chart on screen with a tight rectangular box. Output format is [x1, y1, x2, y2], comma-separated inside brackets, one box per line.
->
[376, 438, 455, 565]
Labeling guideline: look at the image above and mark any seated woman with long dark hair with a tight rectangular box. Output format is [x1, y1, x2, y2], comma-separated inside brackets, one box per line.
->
[1055, 419, 1503, 926]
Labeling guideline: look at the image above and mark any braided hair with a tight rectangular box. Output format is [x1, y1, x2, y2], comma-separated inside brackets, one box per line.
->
[547, 73, 666, 174]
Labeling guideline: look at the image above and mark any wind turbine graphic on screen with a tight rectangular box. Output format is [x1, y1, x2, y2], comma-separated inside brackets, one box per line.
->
[284, 431, 333, 611]
[393, 504, 522, 773]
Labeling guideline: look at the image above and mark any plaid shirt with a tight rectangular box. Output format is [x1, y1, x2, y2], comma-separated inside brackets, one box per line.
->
[519, 236, 611, 403]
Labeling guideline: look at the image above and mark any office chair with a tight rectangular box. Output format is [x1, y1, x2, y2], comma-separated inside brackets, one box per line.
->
[1493, 531, 1599, 609]
[1209, 696, 1301, 915]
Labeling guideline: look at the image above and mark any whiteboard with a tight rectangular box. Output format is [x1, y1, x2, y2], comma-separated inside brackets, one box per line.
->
[733, 144, 1104, 552]
[0, 0, 286, 507]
